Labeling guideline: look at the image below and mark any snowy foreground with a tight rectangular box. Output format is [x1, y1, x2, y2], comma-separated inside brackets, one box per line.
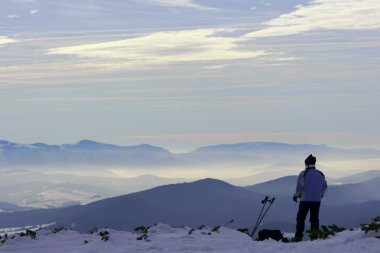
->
[1, 224, 379, 253]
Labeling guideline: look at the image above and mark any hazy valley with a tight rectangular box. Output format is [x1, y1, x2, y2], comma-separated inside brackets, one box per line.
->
[1, 140, 379, 233]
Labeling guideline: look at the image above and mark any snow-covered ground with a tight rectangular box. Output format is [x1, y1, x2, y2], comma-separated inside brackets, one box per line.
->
[0, 223, 54, 237]
[0, 224, 379, 253]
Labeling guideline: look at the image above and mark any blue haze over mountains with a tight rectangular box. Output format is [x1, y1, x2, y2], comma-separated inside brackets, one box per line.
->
[1, 140, 380, 209]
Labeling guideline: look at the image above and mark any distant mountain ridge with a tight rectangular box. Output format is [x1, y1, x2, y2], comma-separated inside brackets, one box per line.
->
[0, 139, 169, 152]
[0, 202, 31, 213]
[0, 139, 172, 167]
[192, 142, 379, 159]
[1, 140, 379, 168]
[245, 175, 298, 196]
[337, 170, 380, 184]
[245, 172, 380, 205]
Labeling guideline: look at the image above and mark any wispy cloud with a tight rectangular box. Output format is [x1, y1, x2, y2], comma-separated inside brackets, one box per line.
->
[0, 36, 16, 46]
[245, 0, 380, 38]
[43, 0, 380, 72]
[7, 14, 20, 18]
[30, 9, 39, 15]
[47, 28, 267, 69]
[147, 0, 213, 10]
[11, 0, 35, 2]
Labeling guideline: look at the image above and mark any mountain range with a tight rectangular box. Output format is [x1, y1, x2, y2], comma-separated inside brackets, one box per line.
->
[1, 176, 379, 233]
[0, 140, 171, 168]
[1, 140, 380, 209]
[1, 140, 379, 168]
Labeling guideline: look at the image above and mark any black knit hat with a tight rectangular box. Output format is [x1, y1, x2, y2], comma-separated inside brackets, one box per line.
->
[305, 154, 316, 165]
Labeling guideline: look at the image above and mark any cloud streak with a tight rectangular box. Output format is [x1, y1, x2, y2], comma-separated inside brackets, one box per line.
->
[47, 28, 267, 69]
[147, 0, 213, 10]
[44, 0, 380, 71]
[245, 0, 380, 38]
[0, 36, 16, 46]
[10, 0, 35, 2]
[30, 9, 39, 15]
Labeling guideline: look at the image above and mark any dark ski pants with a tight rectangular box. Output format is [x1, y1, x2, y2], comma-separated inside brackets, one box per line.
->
[295, 201, 321, 238]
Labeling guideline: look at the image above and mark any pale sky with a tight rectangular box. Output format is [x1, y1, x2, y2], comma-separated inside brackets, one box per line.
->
[1, 0, 380, 152]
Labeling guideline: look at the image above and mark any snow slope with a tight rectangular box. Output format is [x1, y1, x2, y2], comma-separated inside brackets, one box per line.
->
[0, 224, 379, 253]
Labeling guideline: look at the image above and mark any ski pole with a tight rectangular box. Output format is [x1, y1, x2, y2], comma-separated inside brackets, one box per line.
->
[255, 197, 275, 231]
[250, 196, 269, 237]
[251, 197, 275, 238]
[223, 219, 234, 226]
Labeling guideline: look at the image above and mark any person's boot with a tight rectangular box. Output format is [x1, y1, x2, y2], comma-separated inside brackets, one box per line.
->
[291, 236, 303, 242]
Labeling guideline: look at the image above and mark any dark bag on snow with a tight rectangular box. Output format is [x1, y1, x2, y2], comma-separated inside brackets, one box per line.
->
[258, 229, 283, 241]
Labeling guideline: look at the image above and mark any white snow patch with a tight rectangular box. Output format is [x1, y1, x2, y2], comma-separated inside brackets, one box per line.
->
[0, 225, 379, 253]
[0, 223, 54, 237]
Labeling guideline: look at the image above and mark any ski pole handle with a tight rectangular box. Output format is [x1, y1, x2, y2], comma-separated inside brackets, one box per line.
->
[261, 196, 269, 204]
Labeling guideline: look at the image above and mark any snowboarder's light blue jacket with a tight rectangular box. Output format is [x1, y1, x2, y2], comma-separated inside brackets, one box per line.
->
[294, 165, 327, 202]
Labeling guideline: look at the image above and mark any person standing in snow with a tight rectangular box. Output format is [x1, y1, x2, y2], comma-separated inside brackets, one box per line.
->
[293, 154, 327, 241]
